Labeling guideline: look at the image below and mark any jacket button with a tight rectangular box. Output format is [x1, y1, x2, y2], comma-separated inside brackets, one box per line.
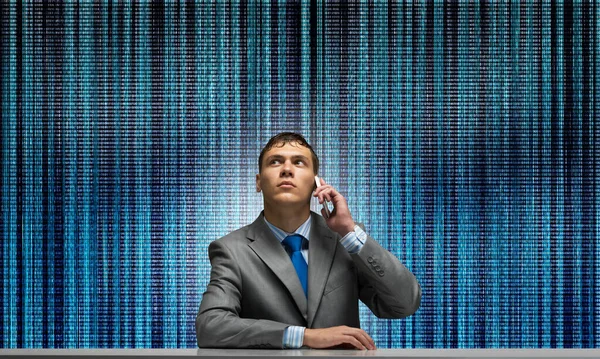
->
[367, 257, 373, 263]
[374, 265, 381, 271]
[378, 271, 385, 277]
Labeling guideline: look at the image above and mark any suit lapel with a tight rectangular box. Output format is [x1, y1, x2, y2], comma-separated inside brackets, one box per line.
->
[246, 214, 308, 320]
[306, 213, 337, 327]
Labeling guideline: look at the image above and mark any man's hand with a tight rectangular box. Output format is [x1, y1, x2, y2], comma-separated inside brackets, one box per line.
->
[303, 326, 376, 350]
[313, 177, 355, 237]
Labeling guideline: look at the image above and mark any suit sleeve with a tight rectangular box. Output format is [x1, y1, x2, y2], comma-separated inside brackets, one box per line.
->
[351, 225, 422, 319]
[196, 240, 289, 348]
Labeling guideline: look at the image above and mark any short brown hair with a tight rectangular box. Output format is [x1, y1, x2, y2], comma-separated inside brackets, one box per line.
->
[258, 132, 319, 174]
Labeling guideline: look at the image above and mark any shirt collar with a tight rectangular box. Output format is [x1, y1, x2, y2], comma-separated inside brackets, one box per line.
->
[263, 213, 312, 244]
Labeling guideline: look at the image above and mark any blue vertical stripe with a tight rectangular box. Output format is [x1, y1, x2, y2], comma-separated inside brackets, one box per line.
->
[123, 1, 133, 347]
[571, 0, 584, 346]
[80, 2, 98, 346]
[403, 2, 414, 348]
[522, 0, 539, 347]
[163, 2, 177, 347]
[261, 1, 271, 136]
[510, 0, 522, 347]
[540, 0, 553, 347]
[45, 3, 57, 346]
[277, 0, 287, 124]
[432, 0, 446, 348]
[555, 1, 565, 347]
[499, 1, 511, 345]
[300, 0, 310, 131]
[110, 0, 123, 346]
[457, 2, 468, 347]
[63, 2, 78, 347]
[485, 2, 499, 346]
[413, 1, 426, 348]
[134, 2, 151, 347]
[390, 1, 405, 348]
[21, 0, 32, 346]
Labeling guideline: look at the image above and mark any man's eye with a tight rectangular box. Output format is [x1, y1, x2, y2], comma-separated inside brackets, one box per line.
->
[271, 159, 281, 165]
[295, 160, 305, 165]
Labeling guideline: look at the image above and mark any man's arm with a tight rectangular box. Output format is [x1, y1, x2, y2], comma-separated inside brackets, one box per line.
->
[351, 226, 421, 318]
[313, 177, 421, 318]
[196, 240, 289, 348]
[306, 177, 421, 348]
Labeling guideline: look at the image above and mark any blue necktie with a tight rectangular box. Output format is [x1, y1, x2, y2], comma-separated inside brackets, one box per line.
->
[282, 234, 308, 297]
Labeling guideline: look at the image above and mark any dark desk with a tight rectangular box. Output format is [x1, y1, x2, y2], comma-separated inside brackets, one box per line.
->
[1, 349, 599, 359]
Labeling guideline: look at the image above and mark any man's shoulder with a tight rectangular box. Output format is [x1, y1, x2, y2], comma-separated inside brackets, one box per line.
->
[206, 224, 252, 260]
[212, 222, 251, 244]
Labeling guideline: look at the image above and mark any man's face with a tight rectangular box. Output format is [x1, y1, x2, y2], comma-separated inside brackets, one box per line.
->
[256, 142, 316, 208]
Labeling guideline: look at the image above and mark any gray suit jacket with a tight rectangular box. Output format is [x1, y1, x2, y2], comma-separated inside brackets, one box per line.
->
[196, 211, 421, 348]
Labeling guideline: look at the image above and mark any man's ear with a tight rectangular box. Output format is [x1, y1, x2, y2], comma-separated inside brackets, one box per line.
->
[256, 174, 261, 192]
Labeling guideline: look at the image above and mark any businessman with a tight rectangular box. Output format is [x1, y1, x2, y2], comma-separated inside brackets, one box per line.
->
[196, 132, 421, 349]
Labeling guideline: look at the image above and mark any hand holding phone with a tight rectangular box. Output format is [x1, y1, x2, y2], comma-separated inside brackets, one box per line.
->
[314, 175, 331, 218]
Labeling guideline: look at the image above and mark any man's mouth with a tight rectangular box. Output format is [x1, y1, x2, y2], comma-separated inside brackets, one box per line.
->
[278, 181, 295, 187]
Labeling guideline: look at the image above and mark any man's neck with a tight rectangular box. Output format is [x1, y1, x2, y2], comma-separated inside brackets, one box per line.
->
[263, 203, 311, 233]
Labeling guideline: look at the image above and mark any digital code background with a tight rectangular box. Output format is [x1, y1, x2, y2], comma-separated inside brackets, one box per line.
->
[1, 0, 599, 349]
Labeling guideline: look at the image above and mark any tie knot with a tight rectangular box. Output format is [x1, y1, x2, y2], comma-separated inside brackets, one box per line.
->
[283, 234, 304, 252]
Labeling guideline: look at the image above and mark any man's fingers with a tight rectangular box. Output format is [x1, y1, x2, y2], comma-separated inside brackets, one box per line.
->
[314, 187, 333, 204]
[314, 185, 331, 196]
[320, 188, 336, 203]
[357, 330, 376, 350]
[355, 328, 375, 349]
[347, 328, 374, 350]
[342, 334, 366, 350]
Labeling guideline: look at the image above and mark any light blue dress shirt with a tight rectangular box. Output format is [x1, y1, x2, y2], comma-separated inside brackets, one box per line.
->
[263, 213, 368, 348]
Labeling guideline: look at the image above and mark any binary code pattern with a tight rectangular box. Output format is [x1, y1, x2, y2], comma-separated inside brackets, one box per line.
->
[1, 1, 599, 348]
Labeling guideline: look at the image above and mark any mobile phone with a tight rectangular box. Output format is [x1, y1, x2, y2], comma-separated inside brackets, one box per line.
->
[314, 175, 331, 218]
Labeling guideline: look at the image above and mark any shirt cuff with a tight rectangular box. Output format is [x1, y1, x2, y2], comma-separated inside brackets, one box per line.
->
[282, 326, 305, 348]
[339, 225, 368, 254]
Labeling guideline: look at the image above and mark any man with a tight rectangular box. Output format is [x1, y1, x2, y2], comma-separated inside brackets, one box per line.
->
[196, 132, 421, 349]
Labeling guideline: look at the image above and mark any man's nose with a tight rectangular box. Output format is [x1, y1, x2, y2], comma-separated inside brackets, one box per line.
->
[280, 160, 293, 177]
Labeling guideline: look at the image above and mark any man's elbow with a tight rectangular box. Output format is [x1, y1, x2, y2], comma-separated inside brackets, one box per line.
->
[389, 282, 422, 319]
[195, 315, 206, 348]
[195, 312, 218, 348]
[403, 285, 421, 317]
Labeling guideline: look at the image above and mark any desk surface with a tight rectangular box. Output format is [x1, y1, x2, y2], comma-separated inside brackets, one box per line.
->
[1, 349, 600, 359]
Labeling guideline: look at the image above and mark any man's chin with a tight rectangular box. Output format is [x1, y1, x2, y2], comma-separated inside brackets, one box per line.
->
[269, 195, 310, 207]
